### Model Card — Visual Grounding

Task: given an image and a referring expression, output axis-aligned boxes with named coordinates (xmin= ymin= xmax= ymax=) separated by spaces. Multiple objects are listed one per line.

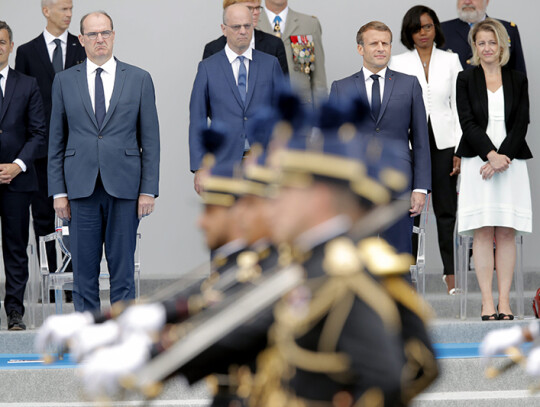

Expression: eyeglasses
xmin=224 ymin=24 xmax=253 ymax=32
xmin=416 ymin=24 xmax=434 ymax=32
xmin=84 ymin=30 xmax=113 ymax=40
xmin=246 ymin=6 xmax=263 ymax=13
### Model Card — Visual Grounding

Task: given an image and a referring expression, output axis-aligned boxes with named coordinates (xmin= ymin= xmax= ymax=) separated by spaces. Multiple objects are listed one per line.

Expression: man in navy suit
xmin=329 ymin=21 xmax=431 ymax=255
xmin=202 ymin=0 xmax=288 ymax=75
xmin=441 ymin=0 xmax=526 ymax=74
xmin=48 ymin=11 xmax=160 ymax=312
xmin=15 ymin=0 xmax=86 ymax=278
xmin=0 ymin=21 xmax=47 ymax=330
xmin=189 ymin=3 xmax=285 ymax=193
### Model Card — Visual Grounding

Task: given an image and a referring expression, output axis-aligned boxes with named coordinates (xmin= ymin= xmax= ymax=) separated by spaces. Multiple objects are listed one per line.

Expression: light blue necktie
xmin=237 ymin=56 xmax=247 ymax=104
xmin=273 ymin=16 xmax=282 ymax=37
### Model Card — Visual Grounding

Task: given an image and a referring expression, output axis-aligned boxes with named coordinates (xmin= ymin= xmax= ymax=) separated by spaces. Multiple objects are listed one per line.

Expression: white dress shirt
xmin=43 ymin=29 xmax=68 ymax=67
xmin=0 ymin=65 xmax=26 ymax=172
xmin=362 ymin=66 xmax=387 ymax=108
xmin=264 ymin=6 xmax=289 ymax=31
xmin=86 ymin=57 xmax=116 ymax=113
xmin=224 ymin=44 xmax=252 ymax=93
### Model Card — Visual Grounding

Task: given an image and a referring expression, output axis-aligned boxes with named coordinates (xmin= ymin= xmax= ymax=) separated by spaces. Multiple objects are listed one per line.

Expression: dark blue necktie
xmin=237 ymin=56 xmax=247 ymax=104
xmin=94 ymin=68 xmax=106 ymax=128
xmin=52 ymin=39 xmax=63 ymax=73
xmin=370 ymin=74 xmax=381 ymax=119
xmin=0 ymin=74 xmax=3 ymax=113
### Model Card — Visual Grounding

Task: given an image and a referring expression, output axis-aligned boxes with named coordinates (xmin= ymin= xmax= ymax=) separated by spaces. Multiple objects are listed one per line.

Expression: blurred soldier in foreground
xmin=36 ymin=96 xmax=437 ymax=406
xmin=481 ymin=321 xmax=540 ymax=377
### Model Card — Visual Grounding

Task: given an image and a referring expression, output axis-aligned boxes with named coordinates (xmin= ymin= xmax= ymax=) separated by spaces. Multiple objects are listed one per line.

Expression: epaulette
xmin=322 ymin=237 xmax=363 ymax=276
xmin=236 ymin=251 xmax=262 ymax=282
xmin=357 ymin=237 xmax=414 ymax=277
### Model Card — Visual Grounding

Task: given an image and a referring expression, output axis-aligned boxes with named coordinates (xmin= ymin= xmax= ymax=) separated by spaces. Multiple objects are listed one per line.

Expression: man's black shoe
xmin=8 ymin=311 xmax=26 ymax=331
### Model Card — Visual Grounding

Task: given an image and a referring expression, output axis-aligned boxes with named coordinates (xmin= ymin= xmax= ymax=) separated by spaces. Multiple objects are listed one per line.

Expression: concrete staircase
xmin=0 ymin=269 xmax=538 ymax=406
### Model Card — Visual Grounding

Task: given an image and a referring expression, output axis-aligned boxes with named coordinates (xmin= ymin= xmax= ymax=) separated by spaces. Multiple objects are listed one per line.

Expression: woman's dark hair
xmin=400 ymin=5 xmax=445 ymax=50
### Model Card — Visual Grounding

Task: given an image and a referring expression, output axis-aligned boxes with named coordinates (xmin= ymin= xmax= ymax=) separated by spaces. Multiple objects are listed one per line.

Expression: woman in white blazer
xmin=390 ymin=5 xmax=462 ymax=294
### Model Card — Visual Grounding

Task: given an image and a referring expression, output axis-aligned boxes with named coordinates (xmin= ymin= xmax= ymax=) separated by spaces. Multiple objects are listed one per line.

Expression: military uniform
xmin=258 ymin=8 xmax=328 ymax=108
xmin=441 ymin=18 xmax=526 ymax=74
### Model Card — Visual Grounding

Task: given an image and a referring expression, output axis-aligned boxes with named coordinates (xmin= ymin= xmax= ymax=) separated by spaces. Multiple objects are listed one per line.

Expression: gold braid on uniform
xmin=250 ymin=237 xmax=401 ymax=407
xmin=400 ymin=339 xmax=439 ymax=404
xmin=357 ymin=238 xmax=433 ymax=322
xmin=358 ymin=238 xmax=438 ymax=402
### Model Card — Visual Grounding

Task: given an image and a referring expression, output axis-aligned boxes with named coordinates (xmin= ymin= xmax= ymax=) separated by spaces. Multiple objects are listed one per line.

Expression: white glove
xmin=35 ymin=312 xmax=94 ymax=354
xmin=70 ymin=320 xmax=121 ymax=362
xmin=526 ymin=347 xmax=540 ymax=377
xmin=480 ymin=326 xmax=525 ymax=360
xmin=117 ymin=303 xmax=166 ymax=336
xmin=79 ymin=332 xmax=152 ymax=399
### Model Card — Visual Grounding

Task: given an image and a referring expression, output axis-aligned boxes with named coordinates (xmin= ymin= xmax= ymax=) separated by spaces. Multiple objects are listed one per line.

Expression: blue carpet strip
xmin=0 ymin=354 xmax=77 ymax=369
xmin=433 ymin=342 xmax=533 ymax=359
xmin=0 ymin=343 xmax=534 ymax=369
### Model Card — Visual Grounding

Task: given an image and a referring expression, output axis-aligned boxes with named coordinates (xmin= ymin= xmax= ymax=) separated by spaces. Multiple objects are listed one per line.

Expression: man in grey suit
xmin=48 ymin=11 xmax=160 ymax=311
xmin=258 ymin=0 xmax=327 ymax=108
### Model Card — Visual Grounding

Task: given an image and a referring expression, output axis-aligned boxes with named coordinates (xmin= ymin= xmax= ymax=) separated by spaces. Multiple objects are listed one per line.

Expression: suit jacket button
xmin=0 ymin=130 xmax=2 ymax=134
xmin=375 ymin=128 xmax=380 ymax=132
xmin=98 ymin=135 xmax=103 ymax=139
xmin=244 ymin=117 xmax=248 ymax=121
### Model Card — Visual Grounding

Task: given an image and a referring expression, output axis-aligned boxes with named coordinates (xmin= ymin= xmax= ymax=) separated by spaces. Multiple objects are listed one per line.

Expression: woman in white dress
xmin=390 ymin=6 xmax=462 ymax=295
xmin=456 ymin=19 xmax=532 ymax=320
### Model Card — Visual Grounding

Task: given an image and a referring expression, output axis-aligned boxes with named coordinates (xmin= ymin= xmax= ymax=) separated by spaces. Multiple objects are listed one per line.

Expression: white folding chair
xmin=410 ymin=195 xmax=430 ymax=296
xmin=39 ymin=220 xmax=141 ymax=320
xmin=455 ymin=232 xmax=524 ymax=320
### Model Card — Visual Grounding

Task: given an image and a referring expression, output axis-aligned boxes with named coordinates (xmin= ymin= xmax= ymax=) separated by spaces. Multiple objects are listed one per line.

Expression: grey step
xmin=424 ymin=290 xmax=538 ymax=319
xmin=428 ymin=317 xmax=533 ymax=343
xmin=0 ymin=317 xmax=533 ymax=354
xmin=412 ymin=391 xmax=540 ymax=407
xmin=0 ymin=368 xmax=210 ymax=404
xmin=426 ymin=357 xmax=532 ymax=393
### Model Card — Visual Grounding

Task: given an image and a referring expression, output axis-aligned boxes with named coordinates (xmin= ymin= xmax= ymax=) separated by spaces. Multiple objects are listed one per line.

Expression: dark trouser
xmin=424 ymin=120 xmax=457 ymax=275
xmin=0 ymin=189 xmax=32 ymax=316
xmin=69 ymin=179 xmax=139 ymax=312
xmin=31 ymin=157 xmax=57 ymax=271
xmin=381 ymin=209 xmax=414 ymax=256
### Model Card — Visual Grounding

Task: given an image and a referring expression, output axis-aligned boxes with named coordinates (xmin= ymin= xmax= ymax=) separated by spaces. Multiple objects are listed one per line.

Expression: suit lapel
xmin=283 ymin=9 xmax=300 ymax=39
xmin=456 ymin=20 xmax=471 ymax=44
xmin=474 ymin=67 xmax=489 ymax=123
xmin=100 ymin=60 xmax=127 ymax=130
xmin=65 ymin=33 xmax=82 ymax=68
xmin=354 ymin=70 xmax=371 ymax=117
xmin=245 ymin=53 xmax=258 ymax=108
xmin=254 ymin=30 xmax=263 ymax=49
xmin=501 ymin=67 xmax=512 ymax=124
xmin=378 ymin=69 xmax=395 ymax=123
xmin=0 ymin=69 xmax=18 ymax=122
xmin=75 ymin=61 xmax=99 ymax=129
xmin=258 ymin=10 xmax=273 ymax=33
xmin=34 ymin=35 xmax=56 ymax=80
xmin=218 ymin=51 xmax=245 ymax=109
